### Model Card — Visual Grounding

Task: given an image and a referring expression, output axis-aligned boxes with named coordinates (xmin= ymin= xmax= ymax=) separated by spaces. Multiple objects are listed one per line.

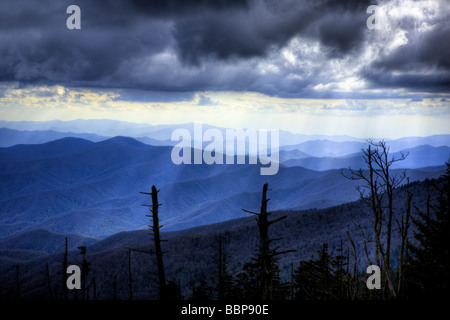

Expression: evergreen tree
xmin=191 ymin=281 xmax=213 ymax=300
xmin=294 ymin=243 xmax=332 ymax=300
xmin=333 ymin=240 xmax=350 ymax=299
xmin=403 ymin=162 xmax=450 ymax=299
xmin=235 ymin=258 xmax=287 ymax=300
xmin=235 ymin=260 xmax=260 ymax=299
xmin=166 ymin=280 xmax=184 ymax=300
xmin=294 ymin=243 xmax=353 ymax=300
xmin=212 ymin=235 xmax=234 ymax=300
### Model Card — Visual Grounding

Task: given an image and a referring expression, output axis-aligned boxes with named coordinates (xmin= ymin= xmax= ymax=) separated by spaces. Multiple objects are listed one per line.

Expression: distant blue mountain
xmin=0 ymin=127 xmax=107 ymax=147
xmin=386 ymin=135 xmax=450 ymax=151
xmin=0 ymin=136 xmax=446 ymax=239
xmin=0 ymin=136 xmax=95 ymax=162
xmin=281 ymin=140 xmax=368 ymax=157
xmin=0 ymin=127 xmax=175 ymax=148
xmin=282 ymin=145 xmax=450 ymax=170
xmin=280 ymin=136 xmax=450 ymax=158
xmin=0 ymin=120 xmax=213 ymax=143
xmin=2 ymin=120 xmax=449 ymax=153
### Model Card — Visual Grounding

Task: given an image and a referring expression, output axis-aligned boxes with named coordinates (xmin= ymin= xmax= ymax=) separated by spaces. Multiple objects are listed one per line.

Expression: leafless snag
xmin=343 ymin=139 xmax=410 ymax=298
xmin=40 ymin=263 xmax=53 ymax=300
xmin=243 ymin=183 xmax=295 ymax=300
xmin=140 ymin=185 xmax=167 ymax=300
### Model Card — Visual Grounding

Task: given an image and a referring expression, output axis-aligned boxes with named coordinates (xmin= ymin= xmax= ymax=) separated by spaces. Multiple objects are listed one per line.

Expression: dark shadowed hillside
xmin=0 ymin=175 xmax=443 ymax=300
xmin=0 ymin=229 xmax=98 ymax=254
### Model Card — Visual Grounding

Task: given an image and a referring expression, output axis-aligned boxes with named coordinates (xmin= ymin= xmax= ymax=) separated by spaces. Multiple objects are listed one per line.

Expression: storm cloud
xmin=0 ymin=0 xmax=448 ymax=98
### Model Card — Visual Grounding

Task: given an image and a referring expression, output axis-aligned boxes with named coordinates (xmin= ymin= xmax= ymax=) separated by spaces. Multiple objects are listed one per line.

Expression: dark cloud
xmin=130 ymin=0 xmax=249 ymax=16
xmin=0 ymin=0 xmax=173 ymax=86
xmin=371 ymin=24 xmax=450 ymax=72
xmin=0 ymin=0 xmax=448 ymax=98
xmin=172 ymin=0 xmax=373 ymax=65
xmin=314 ymin=12 xmax=367 ymax=56
xmin=173 ymin=2 xmax=318 ymax=65
xmin=362 ymin=70 xmax=450 ymax=93
xmin=363 ymin=14 xmax=450 ymax=92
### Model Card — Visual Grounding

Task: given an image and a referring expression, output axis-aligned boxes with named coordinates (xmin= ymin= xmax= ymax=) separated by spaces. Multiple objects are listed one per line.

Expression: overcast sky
xmin=0 ymin=0 xmax=449 ymax=138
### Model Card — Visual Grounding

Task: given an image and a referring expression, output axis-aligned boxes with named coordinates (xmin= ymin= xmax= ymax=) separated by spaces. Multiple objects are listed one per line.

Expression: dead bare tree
xmin=213 ymin=235 xmax=229 ymax=300
xmin=128 ymin=248 xmax=133 ymax=300
xmin=370 ymin=140 xmax=408 ymax=271
xmin=243 ymin=183 xmax=294 ymax=300
xmin=346 ymin=231 xmax=358 ymax=299
xmin=396 ymin=178 xmax=412 ymax=294
xmin=15 ymin=265 xmax=20 ymax=300
xmin=56 ymin=237 xmax=69 ymax=301
xmin=342 ymin=139 xmax=409 ymax=298
xmin=40 ymin=263 xmax=53 ymax=300
xmin=140 ymin=185 xmax=167 ymax=300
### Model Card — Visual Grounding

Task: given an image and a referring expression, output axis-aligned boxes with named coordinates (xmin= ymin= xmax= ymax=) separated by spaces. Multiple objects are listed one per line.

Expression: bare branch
xmin=242 ymin=208 xmax=260 ymax=215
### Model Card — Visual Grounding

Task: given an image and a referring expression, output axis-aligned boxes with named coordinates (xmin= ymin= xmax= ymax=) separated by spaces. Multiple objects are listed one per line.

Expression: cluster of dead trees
xmin=141 ymin=140 xmax=448 ymax=300
xmin=341 ymin=140 xmax=448 ymax=300
xmin=139 ymin=182 xmax=293 ymax=301
xmin=342 ymin=140 xmax=411 ymax=298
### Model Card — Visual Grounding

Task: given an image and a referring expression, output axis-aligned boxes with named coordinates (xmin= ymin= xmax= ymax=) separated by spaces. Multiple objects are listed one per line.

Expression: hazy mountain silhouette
xmin=0 ymin=128 xmax=106 ymax=147
xmin=280 ymin=135 xmax=450 ymax=158
xmin=3 ymin=120 xmax=448 ymax=150
xmin=0 ymin=127 xmax=176 ymax=149
xmin=281 ymin=145 xmax=450 ymax=170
